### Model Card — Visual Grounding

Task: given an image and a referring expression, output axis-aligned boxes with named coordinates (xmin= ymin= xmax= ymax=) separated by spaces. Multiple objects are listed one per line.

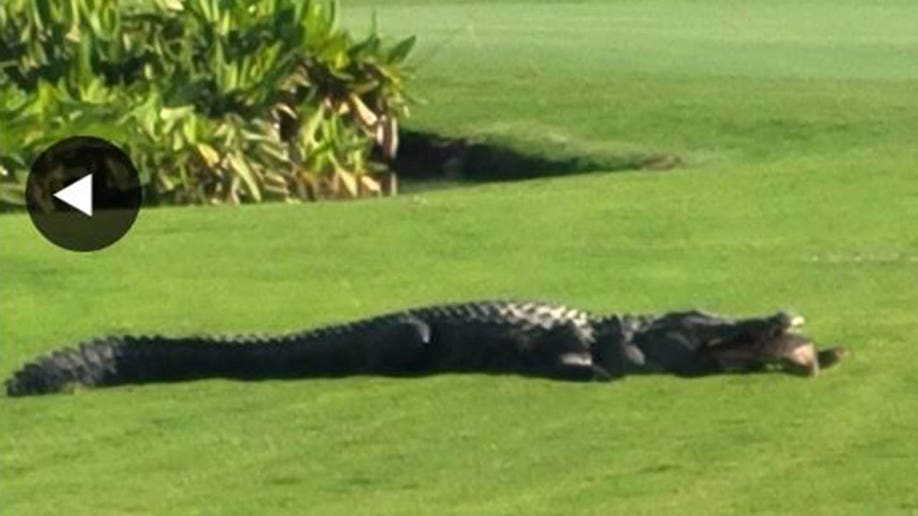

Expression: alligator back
xmin=6 ymin=300 xmax=612 ymax=396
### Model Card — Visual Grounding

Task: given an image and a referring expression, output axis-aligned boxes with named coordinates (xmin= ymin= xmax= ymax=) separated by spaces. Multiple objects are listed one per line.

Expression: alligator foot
xmin=539 ymin=353 xmax=609 ymax=382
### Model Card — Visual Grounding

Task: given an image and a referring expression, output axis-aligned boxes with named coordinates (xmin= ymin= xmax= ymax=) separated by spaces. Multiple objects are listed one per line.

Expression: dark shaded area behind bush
xmin=392 ymin=130 xmax=681 ymax=183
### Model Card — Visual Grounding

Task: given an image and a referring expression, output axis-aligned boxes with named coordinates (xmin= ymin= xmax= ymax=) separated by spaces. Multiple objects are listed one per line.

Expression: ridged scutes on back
xmin=6 ymin=300 xmax=605 ymax=396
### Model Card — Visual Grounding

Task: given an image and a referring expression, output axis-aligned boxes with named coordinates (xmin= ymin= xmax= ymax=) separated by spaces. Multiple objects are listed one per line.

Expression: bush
xmin=0 ymin=0 xmax=415 ymax=207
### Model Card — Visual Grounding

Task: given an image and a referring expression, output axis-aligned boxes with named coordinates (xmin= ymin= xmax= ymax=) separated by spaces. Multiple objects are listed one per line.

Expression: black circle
xmin=26 ymin=136 xmax=142 ymax=252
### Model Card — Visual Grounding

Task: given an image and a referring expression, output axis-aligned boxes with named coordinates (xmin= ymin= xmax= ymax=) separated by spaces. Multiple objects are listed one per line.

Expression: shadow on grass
xmin=390 ymin=129 xmax=682 ymax=183
xmin=0 ymin=129 xmax=682 ymax=210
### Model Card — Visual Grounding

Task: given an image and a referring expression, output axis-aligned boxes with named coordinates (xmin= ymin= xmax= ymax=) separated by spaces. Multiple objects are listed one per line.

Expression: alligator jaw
xmin=769 ymin=313 xmax=822 ymax=376
xmin=780 ymin=338 xmax=819 ymax=376
xmin=707 ymin=311 xmax=846 ymax=377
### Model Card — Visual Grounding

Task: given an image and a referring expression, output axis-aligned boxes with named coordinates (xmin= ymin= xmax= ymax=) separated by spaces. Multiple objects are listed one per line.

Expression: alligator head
xmin=703 ymin=312 xmax=849 ymax=376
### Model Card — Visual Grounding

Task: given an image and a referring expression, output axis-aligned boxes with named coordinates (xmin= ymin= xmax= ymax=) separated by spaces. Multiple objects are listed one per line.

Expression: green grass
xmin=4 ymin=0 xmax=918 ymax=514
xmin=347 ymin=0 xmax=918 ymax=167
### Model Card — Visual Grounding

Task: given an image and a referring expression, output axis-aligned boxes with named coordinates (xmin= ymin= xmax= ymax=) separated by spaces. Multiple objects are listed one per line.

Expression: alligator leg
xmin=363 ymin=317 xmax=433 ymax=374
xmin=528 ymin=324 xmax=615 ymax=382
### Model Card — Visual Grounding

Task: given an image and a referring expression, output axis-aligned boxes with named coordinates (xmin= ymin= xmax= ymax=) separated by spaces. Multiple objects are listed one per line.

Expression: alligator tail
xmin=6 ymin=320 xmax=432 ymax=397
xmin=5 ymin=334 xmax=314 ymax=397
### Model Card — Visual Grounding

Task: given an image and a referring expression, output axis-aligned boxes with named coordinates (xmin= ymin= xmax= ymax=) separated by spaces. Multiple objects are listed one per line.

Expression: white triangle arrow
xmin=53 ymin=173 xmax=94 ymax=217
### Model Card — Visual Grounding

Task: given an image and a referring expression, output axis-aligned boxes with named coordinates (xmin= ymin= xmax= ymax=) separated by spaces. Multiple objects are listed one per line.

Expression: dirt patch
xmin=389 ymin=129 xmax=681 ymax=182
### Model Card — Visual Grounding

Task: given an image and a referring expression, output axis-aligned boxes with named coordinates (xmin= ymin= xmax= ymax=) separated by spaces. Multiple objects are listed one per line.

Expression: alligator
xmin=5 ymin=300 xmax=848 ymax=397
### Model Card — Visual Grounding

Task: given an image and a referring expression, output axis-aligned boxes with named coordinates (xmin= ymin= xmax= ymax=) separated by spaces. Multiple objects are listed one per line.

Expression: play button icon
xmin=53 ymin=173 xmax=94 ymax=216
xmin=26 ymin=136 xmax=142 ymax=252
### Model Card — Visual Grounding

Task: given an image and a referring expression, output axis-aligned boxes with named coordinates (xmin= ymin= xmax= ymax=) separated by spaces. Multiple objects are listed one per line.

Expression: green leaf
xmin=226 ymin=152 xmax=262 ymax=202
xmin=195 ymin=142 xmax=220 ymax=167
xmin=388 ymin=35 xmax=416 ymax=64
xmin=0 ymin=182 xmax=26 ymax=206
xmin=0 ymin=0 xmax=413 ymax=205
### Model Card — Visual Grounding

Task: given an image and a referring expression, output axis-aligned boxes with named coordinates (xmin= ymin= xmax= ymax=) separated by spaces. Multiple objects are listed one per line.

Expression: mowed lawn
xmin=3 ymin=1 xmax=918 ymax=514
